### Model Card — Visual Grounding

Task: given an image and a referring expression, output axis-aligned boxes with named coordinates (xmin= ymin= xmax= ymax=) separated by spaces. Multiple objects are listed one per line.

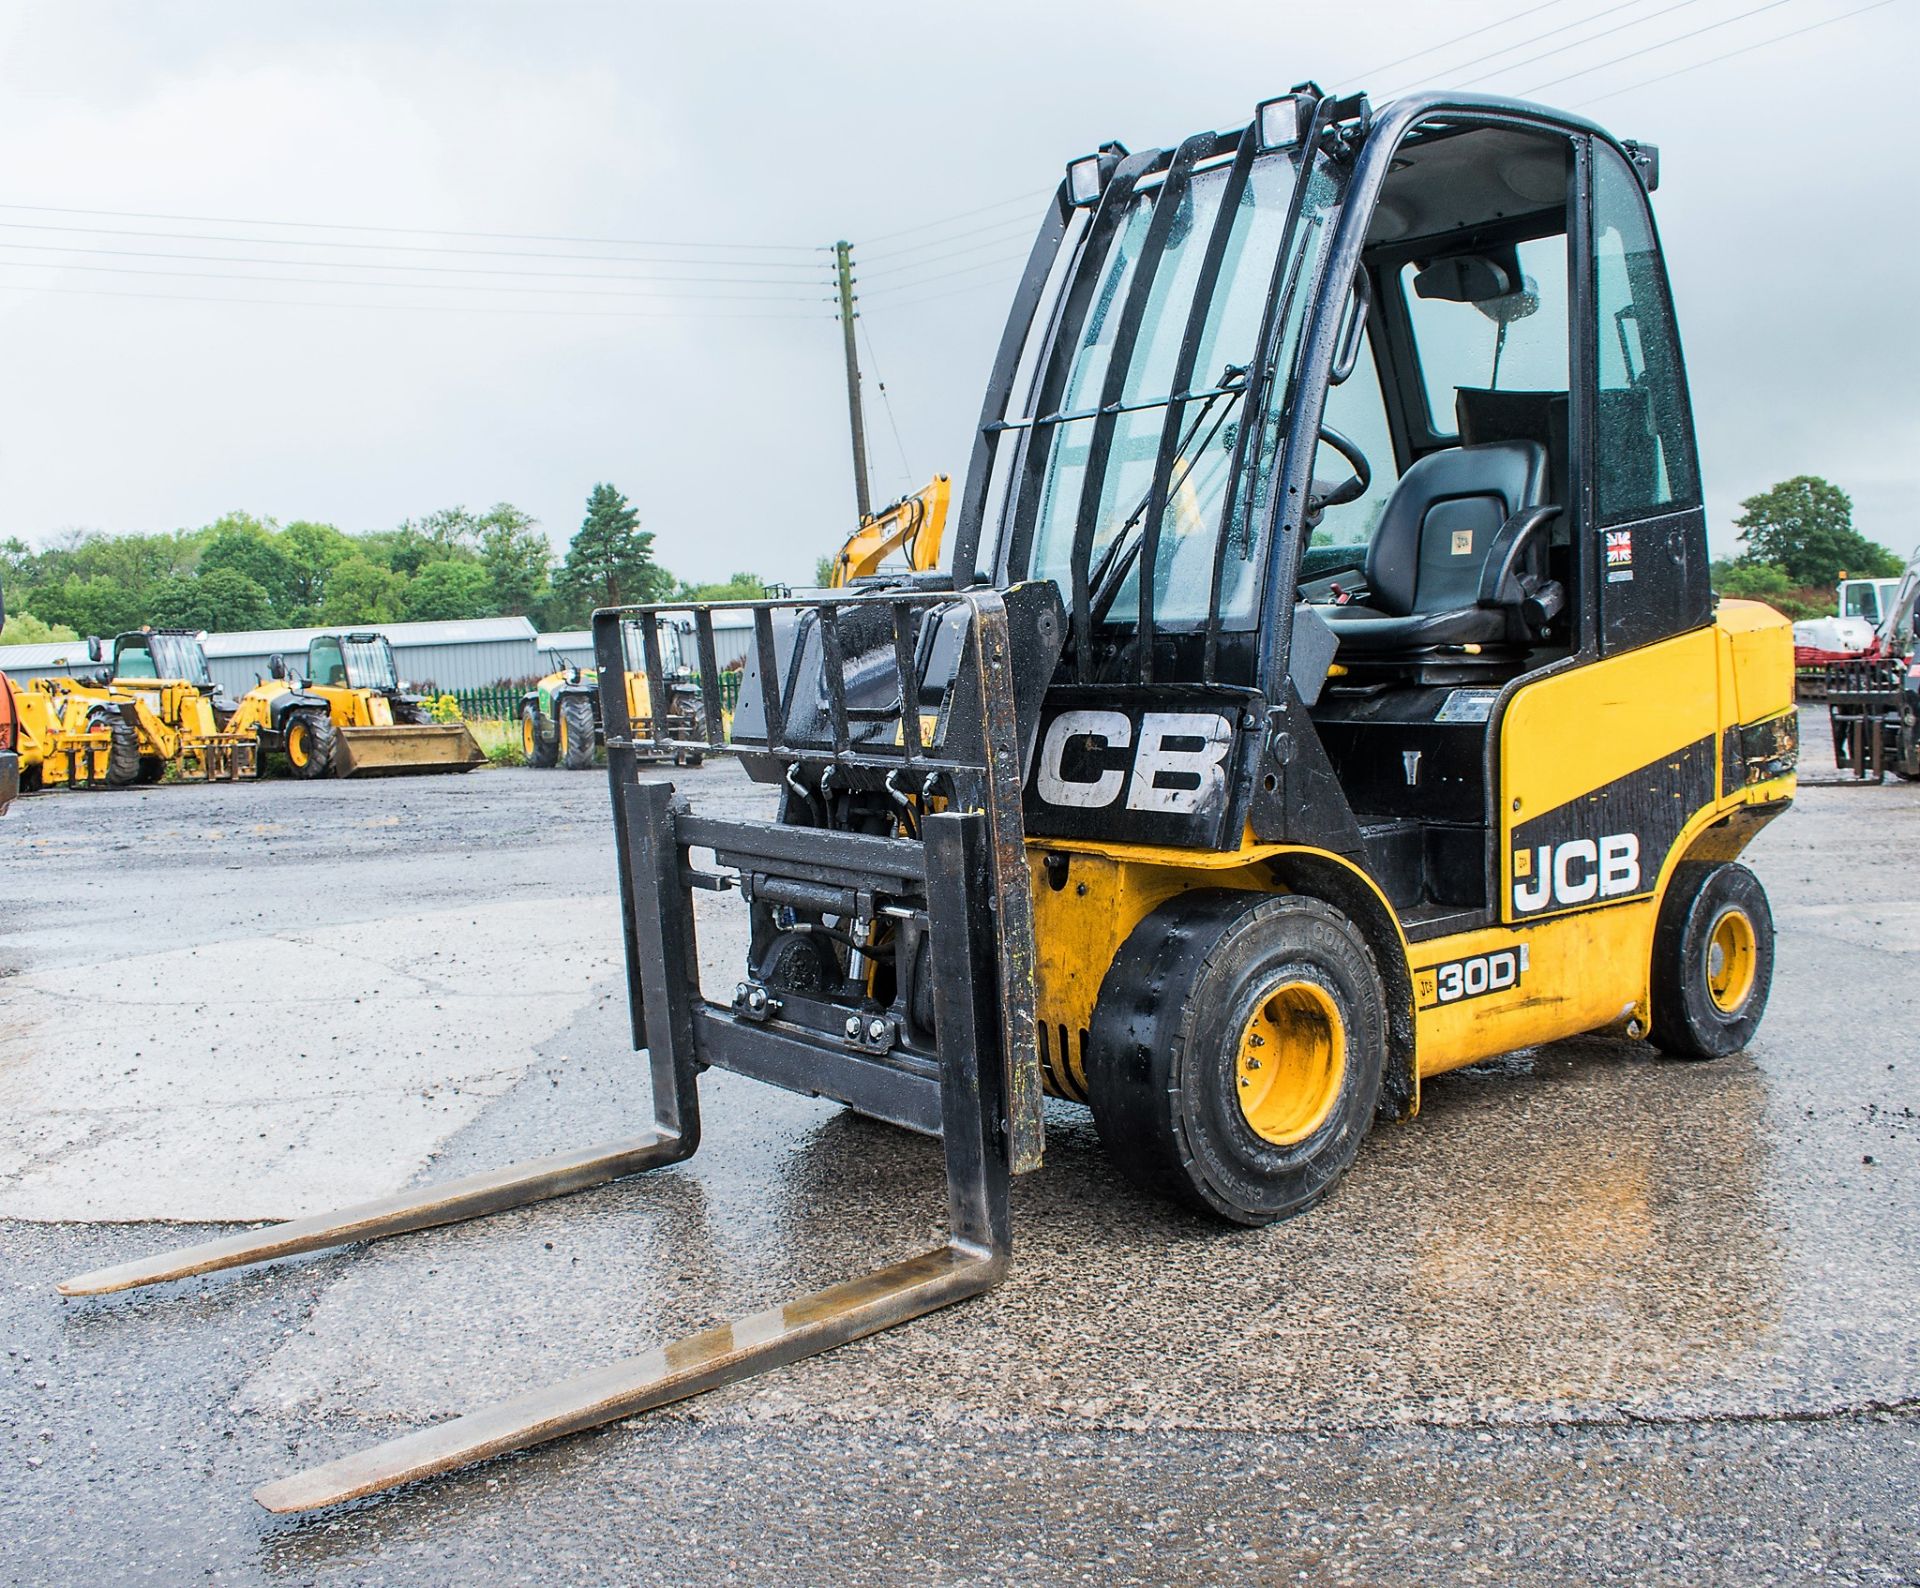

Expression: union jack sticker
xmin=1605 ymin=529 xmax=1633 ymax=567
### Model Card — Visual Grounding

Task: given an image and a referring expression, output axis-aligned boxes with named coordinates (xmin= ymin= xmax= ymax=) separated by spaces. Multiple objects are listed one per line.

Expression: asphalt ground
xmin=1 ymin=710 xmax=1916 ymax=1586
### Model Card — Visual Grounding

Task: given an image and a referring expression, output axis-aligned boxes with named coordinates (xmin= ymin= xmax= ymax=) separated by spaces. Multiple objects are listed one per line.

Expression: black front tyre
xmin=522 ymin=703 xmax=557 ymax=768
xmin=136 ymin=754 xmax=166 ymax=785
xmin=558 ymin=695 xmax=596 ymax=770
xmin=1087 ymin=891 xmax=1386 ymax=1226
xmin=285 ymin=711 xmax=338 ymax=779
xmin=1648 ymin=861 xmax=1775 ymax=1059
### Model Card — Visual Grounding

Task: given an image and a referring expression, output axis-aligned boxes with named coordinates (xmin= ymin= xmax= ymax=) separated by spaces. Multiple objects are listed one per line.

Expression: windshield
xmin=1015 ymin=145 xmax=1343 ymax=639
xmin=343 ymin=637 xmax=398 ymax=690
xmin=115 ymin=633 xmax=211 ymax=686
xmin=310 ymin=636 xmax=397 ymax=690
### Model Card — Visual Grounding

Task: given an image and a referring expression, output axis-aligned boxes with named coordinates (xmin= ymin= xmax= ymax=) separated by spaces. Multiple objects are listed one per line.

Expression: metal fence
xmin=450 ymin=675 xmax=741 ymax=723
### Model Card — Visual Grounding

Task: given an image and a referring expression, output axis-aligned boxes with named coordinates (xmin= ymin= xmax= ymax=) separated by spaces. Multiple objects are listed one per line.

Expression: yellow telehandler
xmin=10 ymin=628 xmax=255 ymax=790
xmin=72 ymin=83 xmax=1796 ymax=1513
xmin=230 ymin=631 xmax=482 ymax=777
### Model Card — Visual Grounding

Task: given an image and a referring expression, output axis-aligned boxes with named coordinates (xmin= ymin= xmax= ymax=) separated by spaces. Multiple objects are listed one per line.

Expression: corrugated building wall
xmin=538 ymin=612 xmax=756 ymax=676
xmin=0 ymin=619 xmax=541 ymax=694
xmin=203 ymin=618 xmax=540 ymax=695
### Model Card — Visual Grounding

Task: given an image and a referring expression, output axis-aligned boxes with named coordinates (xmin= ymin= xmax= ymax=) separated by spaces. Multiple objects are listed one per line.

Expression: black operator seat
xmin=1319 ymin=439 xmax=1559 ymax=654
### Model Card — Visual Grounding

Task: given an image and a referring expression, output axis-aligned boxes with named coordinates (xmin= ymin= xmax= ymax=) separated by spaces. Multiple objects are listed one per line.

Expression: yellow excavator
xmin=828 ymin=474 xmax=950 ymax=587
xmin=229 ymin=631 xmax=481 ymax=778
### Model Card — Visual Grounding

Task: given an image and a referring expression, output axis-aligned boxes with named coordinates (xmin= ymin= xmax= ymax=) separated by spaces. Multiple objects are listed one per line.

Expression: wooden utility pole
xmin=833 ymin=240 xmax=872 ymax=523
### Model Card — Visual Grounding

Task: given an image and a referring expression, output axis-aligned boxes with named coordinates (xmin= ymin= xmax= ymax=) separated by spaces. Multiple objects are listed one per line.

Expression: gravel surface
xmin=2 ymin=719 xmax=1916 ymax=1585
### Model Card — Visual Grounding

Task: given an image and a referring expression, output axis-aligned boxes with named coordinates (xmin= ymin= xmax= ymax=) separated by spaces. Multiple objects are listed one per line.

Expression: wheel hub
xmin=1705 ymin=906 xmax=1757 ymax=1014
xmin=1235 ymin=979 xmax=1346 ymax=1146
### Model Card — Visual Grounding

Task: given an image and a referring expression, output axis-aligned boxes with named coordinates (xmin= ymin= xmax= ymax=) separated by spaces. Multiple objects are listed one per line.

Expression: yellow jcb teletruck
xmin=75 ymin=83 xmax=1795 ymax=1512
xmin=230 ymin=631 xmax=481 ymax=777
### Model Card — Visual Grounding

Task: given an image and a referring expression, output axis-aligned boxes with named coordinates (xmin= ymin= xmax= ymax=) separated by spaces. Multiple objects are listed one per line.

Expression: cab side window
xmin=1399 ymin=234 xmax=1570 ymax=436
xmin=1591 ymin=144 xmax=1699 ymax=524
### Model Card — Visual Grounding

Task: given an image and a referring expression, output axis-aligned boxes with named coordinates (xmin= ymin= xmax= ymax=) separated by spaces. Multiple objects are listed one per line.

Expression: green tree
xmin=320 ymin=557 xmax=409 ymax=625
xmin=359 ymin=525 xmax=472 ymax=578
xmin=25 ymin=573 xmax=144 ymax=638
xmin=148 ymin=568 xmax=276 ymax=632
xmin=678 ymin=571 xmax=769 ymax=602
xmin=549 ymin=483 xmax=672 ymax=625
xmin=197 ymin=514 xmax=298 ymax=617
xmin=279 ymin=520 xmax=356 ymax=620
xmin=813 ymin=554 xmax=836 ymax=588
xmin=1734 ymin=476 xmax=1901 ymax=588
xmin=476 ymin=504 xmax=551 ymax=615
xmin=0 ymin=611 xmax=79 ymax=644
xmin=402 ymin=559 xmax=495 ymax=621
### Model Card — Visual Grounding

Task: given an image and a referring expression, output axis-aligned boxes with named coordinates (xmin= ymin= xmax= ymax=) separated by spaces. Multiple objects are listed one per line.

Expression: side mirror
xmin=269 ymin=654 xmax=287 ymax=681
xmin=87 ymin=636 xmax=104 ymax=663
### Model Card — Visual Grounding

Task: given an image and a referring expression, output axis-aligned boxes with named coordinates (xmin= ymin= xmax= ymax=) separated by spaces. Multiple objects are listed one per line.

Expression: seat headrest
xmin=1454 ymin=388 xmax=1568 ymax=453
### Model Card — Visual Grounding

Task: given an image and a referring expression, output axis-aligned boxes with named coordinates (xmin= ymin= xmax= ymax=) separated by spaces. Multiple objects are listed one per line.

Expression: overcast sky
xmin=0 ymin=0 xmax=1913 ymax=584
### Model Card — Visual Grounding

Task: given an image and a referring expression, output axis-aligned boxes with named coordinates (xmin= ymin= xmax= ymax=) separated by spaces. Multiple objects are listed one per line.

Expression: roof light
xmin=1067 ymin=155 xmax=1104 ymax=206
xmin=1065 ymin=142 xmax=1128 ymax=208
xmin=1257 ymin=94 xmax=1306 ymax=151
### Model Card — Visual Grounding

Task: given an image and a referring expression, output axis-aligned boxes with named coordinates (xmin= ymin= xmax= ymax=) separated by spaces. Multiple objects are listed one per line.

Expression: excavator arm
xmin=828 ymin=474 xmax=950 ymax=588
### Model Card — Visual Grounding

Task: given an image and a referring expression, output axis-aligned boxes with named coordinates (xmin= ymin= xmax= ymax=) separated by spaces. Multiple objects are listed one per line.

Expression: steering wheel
xmin=1310 ymin=425 xmax=1371 ymax=509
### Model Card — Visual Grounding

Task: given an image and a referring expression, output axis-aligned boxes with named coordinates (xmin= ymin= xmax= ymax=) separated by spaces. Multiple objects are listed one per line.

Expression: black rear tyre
xmin=285 ymin=711 xmax=337 ymax=779
xmin=522 ymin=703 xmax=557 ymax=768
xmin=558 ymin=695 xmax=596 ymax=770
xmin=137 ymin=754 xmax=166 ymax=785
xmin=1087 ymin=891 xmax=1385 ymax=1226
xmin=1648 ymin=862 xmax=1774 ymax=1059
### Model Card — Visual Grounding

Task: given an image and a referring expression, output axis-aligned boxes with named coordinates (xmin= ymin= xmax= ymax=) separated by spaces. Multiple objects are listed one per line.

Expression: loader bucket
xmin=333 ymin=723 xmax=484 ymax=777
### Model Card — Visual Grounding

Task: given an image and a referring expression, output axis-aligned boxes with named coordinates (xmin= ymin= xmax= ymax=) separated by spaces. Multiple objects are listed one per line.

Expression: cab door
xmin=1583 ymin=139 xmax=1710 ymax=653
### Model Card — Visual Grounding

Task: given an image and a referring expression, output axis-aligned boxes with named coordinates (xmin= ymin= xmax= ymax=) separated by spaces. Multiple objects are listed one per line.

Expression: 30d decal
xmin=1416 ymin=944 xmax=1530 ymax=1010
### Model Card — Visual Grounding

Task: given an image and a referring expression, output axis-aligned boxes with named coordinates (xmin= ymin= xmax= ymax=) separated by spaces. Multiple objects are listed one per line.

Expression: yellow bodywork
xmin=1028 ymin=601 xmax=1795 ymax=1107
xmin=229 ymin=678 xmax=482 ymax=776
xmin=12 ymin=680 xmax=118 ymax=787
xmin=829 ymin=475 xmax=949 ymax=588
xmin=13 ymin=671 xmax=254 ymax=786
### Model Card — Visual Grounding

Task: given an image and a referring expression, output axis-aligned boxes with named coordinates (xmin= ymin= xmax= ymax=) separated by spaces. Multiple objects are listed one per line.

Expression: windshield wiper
xmin=1082 ymin=370 xmax=1247 ymax=624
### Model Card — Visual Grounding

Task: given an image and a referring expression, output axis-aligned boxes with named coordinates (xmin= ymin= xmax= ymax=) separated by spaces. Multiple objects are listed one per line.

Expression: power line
xmin=0 ymin=278 xmax=834 ymax=320
xmin=858 ymin=187 xmax=1052 ymax=247
xmin=0 ymin=216 xmax=826 ymax=272
xmin=1574 ymin=0 xmax=1899 ymax=104
xmin=860 ymin=223 xmax=1043 ymax=281
xmin=0 ymin=255 xmax=832 ymax=304
xmin=1385 ymin=0 xmax=1704 ymax=97
xmin=860 ymin=247 xmax=1032 ymax=299
xmin=1516 ymin=0 xmax=1796 ymax=94
xmin=1345 ymin=0 xmax=1584 ymax=85
xmin=866 ymin=270 xmax=1026 ymax=314
xmin=0 ymin=199 xmax=819 ymax=254
xmin=0 ymin=237 xmax=835 ymax=292
xmin=860 ymin=211 xmax=1038 ymax=267
xmin=857 ymin=318 xmax=916 ymax=491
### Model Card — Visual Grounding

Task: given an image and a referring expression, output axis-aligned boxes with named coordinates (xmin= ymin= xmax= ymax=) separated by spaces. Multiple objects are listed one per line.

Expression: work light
xmin=1257 ymin=93 xmax=1305 ymax=150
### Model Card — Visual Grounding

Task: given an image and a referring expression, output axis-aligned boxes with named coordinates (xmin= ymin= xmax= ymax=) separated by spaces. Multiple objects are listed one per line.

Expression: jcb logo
xmin=1512 ymin=833 xmax=1641 ymax=915
xmin=1035 ymin=709 xmax=1233 ymax=816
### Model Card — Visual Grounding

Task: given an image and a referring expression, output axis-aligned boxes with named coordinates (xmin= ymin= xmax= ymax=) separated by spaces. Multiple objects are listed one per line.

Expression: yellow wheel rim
xmin=1705 ymin=907 xmax=1757 ymax=1014
xmin=288 ymin=724 xmax=307 ymax=766
xmin=522 ymin=716 xmax=534 ymax=756
xmin=1235 ymin=979 xmax=1346 ymax=1146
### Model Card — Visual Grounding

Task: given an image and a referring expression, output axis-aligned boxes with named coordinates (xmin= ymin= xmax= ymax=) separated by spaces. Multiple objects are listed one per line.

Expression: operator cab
xmin=974 ymin=86 xmax=1706 ymax=931
xmin=112 ymin=629 xmax=215 ymax=688
xmin=309 ymin=633 xmax=399 ymax=692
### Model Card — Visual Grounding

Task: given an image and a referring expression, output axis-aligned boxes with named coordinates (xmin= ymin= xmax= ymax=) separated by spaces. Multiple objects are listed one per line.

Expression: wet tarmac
xmin=1 ymin=719 xmax=1916 ymax=1585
